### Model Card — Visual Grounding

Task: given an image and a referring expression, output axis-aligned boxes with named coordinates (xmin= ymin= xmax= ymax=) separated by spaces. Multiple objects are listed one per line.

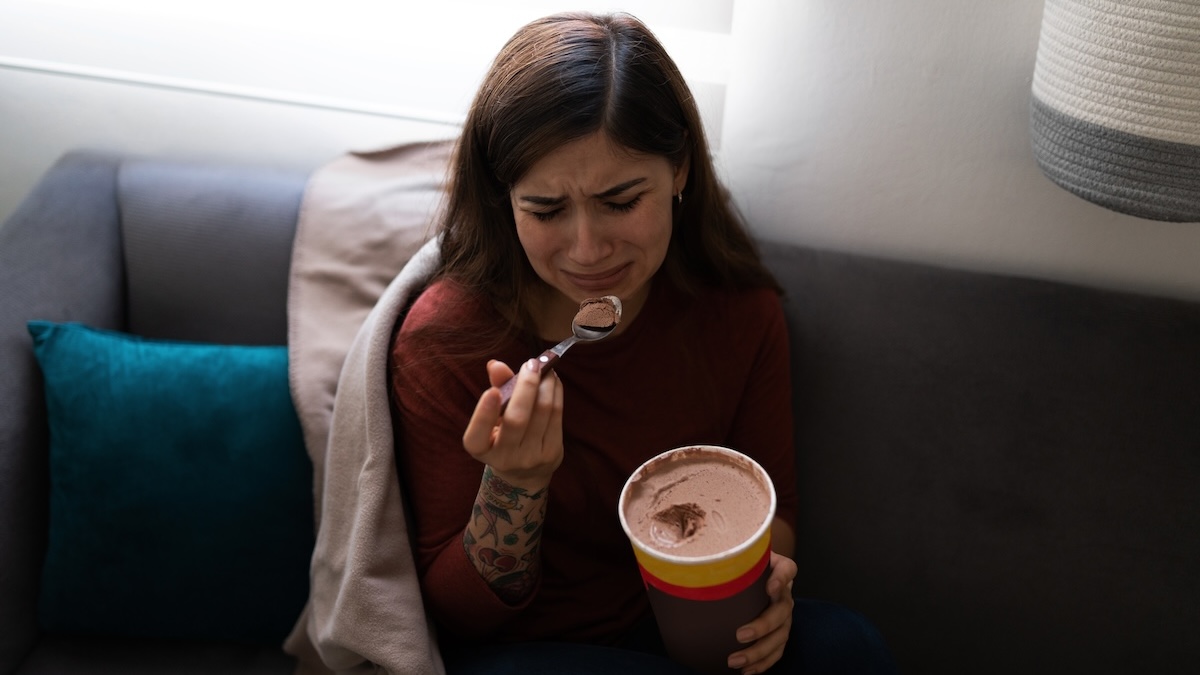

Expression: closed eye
xmin=529 ymin=209 xmax=562 ymax=222
xmin=606 ymin=195 xmax=642 ymax=214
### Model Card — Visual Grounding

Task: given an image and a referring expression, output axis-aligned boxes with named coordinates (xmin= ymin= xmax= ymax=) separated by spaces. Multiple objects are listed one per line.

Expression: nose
xmin=567 ymin=210 xmax=613 ymax=266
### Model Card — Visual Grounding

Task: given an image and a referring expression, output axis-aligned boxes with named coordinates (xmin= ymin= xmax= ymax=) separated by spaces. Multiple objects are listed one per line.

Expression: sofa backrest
xmin=759 ymin=240 xmax=1200 ymax=672
xmin=117 ymin=159 xmax=306 ymax=345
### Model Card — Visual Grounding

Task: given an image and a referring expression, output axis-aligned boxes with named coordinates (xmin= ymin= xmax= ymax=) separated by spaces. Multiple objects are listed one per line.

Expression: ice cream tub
xmin=618 ymin=445 xmax=777 ymax=674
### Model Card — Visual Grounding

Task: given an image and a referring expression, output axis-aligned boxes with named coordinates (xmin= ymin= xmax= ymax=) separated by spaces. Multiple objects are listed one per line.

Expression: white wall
xmin=4 ymin=0 xmax=1200 ymax=301
xmin=0 ymin=0 xmax=731 ymax=226
xmin=722 ymin=0 xmax=1200 ymax=301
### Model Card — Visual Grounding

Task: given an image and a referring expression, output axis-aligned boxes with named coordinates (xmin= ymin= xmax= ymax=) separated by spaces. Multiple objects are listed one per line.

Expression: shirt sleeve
xmin=390 ymin=281 xmax=535 ymax=639
xmin=724 ymin=289 xmax=800 ymax=537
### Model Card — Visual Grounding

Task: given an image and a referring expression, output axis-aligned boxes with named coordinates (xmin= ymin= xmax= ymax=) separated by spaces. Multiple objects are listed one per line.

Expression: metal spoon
xmin=497 ymin=295 xmax=622 ymax=409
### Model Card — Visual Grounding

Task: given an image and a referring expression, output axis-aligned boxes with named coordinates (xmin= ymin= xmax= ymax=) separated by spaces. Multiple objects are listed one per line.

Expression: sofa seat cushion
xmin=27 ymin=322 xmax=313 ymax=643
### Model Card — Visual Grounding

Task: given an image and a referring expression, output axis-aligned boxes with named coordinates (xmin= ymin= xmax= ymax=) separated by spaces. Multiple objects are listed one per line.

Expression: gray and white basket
xmin=1030 ymin=0 xmax=1200 ymax=222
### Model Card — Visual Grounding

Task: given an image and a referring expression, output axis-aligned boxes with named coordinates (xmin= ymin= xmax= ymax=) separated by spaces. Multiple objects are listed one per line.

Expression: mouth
xmin=564 ymin=263 xmax=632 ymax=292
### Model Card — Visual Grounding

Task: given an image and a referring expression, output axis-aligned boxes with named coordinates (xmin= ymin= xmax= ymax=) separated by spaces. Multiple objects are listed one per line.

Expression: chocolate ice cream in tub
xmin=619 ymin=445 xmax=777 ymax=674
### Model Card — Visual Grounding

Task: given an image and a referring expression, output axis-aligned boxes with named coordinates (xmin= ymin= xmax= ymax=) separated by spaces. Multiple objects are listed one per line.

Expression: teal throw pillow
xmin=28 ymin=321 xmax=314 ymax=642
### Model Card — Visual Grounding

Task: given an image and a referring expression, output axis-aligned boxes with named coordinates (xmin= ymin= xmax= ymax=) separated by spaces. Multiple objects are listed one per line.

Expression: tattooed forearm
xmin=464 ymin=465 xmax=547 ymax=603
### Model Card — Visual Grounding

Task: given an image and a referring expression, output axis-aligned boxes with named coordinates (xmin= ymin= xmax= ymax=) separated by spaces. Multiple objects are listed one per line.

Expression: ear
xmin=673 ymin=152 xmax=691 ymax=197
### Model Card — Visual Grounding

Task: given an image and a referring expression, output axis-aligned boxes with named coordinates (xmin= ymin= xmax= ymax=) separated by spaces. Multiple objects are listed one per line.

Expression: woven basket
xmin=1030 ymin=0 xmax=1200 ymax=222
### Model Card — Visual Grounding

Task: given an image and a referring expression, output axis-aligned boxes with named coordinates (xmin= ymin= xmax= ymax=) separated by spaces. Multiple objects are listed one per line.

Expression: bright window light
xmin=1 ymin=0 xmax=732 ymax=141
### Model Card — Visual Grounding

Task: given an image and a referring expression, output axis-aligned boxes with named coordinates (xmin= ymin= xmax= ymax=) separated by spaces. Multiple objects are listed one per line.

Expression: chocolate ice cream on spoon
xmin=498 ymin=295 xmax=621 ymax=408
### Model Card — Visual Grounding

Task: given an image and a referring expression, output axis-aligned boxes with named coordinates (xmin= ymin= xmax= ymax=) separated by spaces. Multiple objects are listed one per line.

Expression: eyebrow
xmin=517 ymin=177 xmax=647 ymax=206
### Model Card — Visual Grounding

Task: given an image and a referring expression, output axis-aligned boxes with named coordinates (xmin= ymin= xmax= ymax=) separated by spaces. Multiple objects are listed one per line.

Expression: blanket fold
xmin=282 ymin=140 xmax=455 ymax=675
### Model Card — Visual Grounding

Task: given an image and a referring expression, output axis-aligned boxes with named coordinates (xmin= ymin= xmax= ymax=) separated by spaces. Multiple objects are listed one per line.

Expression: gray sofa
xmin=2 ymin=151 xmax=1198 ymax=674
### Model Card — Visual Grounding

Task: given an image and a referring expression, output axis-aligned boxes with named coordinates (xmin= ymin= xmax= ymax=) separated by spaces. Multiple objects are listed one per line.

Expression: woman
xmin=391 ymin=12 xmax=894 ymax=675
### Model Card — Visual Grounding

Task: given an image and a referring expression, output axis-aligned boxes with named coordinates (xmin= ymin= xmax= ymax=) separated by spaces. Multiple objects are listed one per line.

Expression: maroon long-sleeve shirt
xmin=390 ymin=275 xmax=797 ymax=647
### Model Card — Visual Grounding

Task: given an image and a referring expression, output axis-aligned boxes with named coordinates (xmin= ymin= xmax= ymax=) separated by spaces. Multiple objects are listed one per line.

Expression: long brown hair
xmin=436 ymin=11 xmax=779 ymax=343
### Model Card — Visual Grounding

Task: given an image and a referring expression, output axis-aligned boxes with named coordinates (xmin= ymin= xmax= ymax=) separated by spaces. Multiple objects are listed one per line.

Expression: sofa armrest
xmin=0 ymin=152 xmax=128 ymax=672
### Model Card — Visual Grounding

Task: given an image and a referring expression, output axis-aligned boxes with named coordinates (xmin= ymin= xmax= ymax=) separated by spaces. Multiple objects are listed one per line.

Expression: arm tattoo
xmin=464 ymin=465 xmax=547 ymax=604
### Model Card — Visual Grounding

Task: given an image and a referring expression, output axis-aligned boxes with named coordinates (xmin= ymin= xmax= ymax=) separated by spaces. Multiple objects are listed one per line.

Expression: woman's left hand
xmin=726 ymin=551 xmax=796 ymax=674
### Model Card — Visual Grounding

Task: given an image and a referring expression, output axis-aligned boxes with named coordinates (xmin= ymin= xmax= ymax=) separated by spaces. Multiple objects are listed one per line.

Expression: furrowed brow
xmin=517 ymin=177 xmax=647 ymax=205
xmin=518 ymin=195 xmax=567 ymax=206
xmin=593 ymin=178 xmax=646 ymax=199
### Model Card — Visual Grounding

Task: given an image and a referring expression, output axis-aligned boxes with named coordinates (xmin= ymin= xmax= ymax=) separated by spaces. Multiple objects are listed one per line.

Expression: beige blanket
xmin=283 ymin=140 xmax=455 ymax=674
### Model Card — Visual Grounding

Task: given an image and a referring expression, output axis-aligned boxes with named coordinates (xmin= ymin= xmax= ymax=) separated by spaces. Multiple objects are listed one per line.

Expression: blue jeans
xmin=443 ymin=598 xmax=898 ymax=674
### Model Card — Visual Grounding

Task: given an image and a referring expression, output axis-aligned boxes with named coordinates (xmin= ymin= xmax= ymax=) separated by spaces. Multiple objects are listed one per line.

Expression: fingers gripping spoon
xmin=497 ymin=295 xmax=622 ymax=409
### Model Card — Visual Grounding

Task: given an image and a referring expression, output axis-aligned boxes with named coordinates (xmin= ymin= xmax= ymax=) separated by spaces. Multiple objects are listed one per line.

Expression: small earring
xmin=676 ymin=192 xmax=683 ymax=205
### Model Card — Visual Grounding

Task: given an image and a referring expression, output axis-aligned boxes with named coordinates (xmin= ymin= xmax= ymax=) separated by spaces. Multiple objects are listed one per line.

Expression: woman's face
xmin=510 ymin=132 xmax=687 ymax=335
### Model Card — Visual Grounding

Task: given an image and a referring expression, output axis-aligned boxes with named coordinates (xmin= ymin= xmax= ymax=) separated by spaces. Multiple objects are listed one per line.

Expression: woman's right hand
xmin=463 ymin=358 xmax=564 ymax=487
